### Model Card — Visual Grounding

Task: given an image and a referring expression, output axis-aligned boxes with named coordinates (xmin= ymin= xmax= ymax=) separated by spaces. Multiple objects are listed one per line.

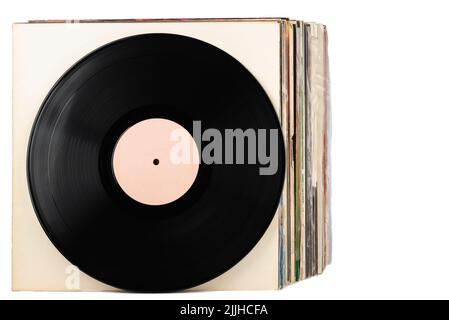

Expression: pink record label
xmin=112 ymin=118 xmax=199 ymax=205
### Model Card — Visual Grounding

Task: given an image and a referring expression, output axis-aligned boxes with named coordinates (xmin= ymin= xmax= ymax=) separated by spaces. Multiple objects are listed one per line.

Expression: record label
xmin=112 ymin=118 xmax=199 ymax=206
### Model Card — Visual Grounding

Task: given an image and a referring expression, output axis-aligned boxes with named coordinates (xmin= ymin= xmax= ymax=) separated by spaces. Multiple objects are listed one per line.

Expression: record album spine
xmin=304 ymin=23 xmax=314 ymax=278
xmin=296 ymin=21 xmax=307 ymax=281
xmin=287 ymin=21 xmax=298 ymax=284
xmin=278 ymin=19 xmax=289 ymax=288
xmin=304 ymin=22 xmax=331 ymax=277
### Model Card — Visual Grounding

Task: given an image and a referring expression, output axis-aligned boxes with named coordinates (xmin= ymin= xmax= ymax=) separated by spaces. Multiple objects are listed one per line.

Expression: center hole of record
xmin=112 ymin=118 xmax=200 ymax=206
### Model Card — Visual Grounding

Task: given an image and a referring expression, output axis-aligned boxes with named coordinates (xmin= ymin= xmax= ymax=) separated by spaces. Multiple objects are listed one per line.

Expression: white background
xmin=1 ymin=0 xmax=449 ymax=300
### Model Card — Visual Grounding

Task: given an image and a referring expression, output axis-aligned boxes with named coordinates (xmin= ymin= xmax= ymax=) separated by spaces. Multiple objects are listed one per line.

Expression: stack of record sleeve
xmin=278 ymin=20 xmax=331 ymax=286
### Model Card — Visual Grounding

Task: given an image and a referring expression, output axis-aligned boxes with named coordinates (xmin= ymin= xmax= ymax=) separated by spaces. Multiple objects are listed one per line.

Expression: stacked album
xmin=12 ymin=18 xmax=331 ymax=291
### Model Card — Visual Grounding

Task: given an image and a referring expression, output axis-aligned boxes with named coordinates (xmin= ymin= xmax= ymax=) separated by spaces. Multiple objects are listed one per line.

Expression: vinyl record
xmin=27 ymin=33 xmax=285 ymax=291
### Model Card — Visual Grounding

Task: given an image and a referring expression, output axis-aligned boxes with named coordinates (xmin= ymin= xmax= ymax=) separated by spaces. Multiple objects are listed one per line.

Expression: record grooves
xmin=27 ymin=33 xmax=285 ymax=291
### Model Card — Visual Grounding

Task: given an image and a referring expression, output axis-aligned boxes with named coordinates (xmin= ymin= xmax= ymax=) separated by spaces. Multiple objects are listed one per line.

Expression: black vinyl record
xmin=27 ymin=33 xmax=285 ymax=292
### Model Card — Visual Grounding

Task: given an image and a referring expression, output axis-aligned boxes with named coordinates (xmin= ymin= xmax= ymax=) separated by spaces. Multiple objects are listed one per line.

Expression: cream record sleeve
xmin=13 ymin=19 xmax=282 ymax=291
